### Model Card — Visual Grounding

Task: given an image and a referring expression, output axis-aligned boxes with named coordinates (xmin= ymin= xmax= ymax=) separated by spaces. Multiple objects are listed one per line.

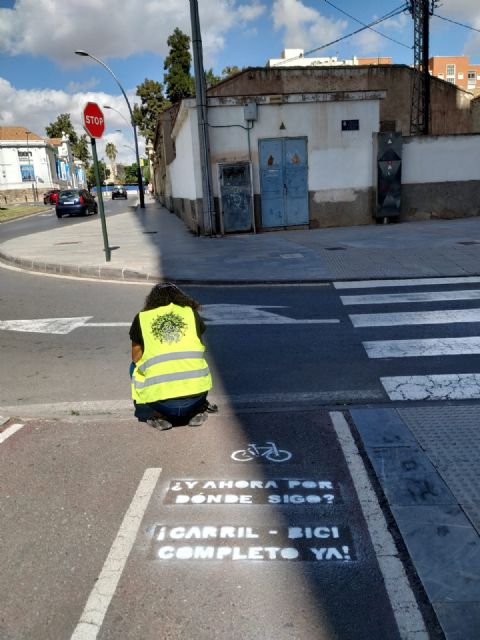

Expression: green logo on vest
xmin=151 ymin=312 xmax=188 ymax=344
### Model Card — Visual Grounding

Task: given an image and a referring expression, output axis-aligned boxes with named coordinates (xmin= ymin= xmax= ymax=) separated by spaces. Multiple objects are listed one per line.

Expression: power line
xmin=273 ymin=5 xmax=409 ymax=66
xmin=324 ymin=0 xmax=411 ymax=49
xmin=434 ymin=13 xmax=480 ymax=34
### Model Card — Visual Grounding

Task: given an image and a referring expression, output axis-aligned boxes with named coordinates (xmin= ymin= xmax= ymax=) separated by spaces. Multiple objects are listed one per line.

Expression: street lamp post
xmin=25 ymin=130 xmax=37 ymax=202
xmin=74 ymin=50 xmax=145 ymax=208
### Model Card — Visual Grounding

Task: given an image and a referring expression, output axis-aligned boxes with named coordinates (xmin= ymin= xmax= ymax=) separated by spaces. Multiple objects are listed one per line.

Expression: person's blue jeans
xmin=130 ymin=362 xmax=207 ymax=423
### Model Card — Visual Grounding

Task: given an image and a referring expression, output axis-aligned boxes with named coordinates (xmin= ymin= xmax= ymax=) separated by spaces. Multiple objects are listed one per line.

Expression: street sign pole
xmin=90 ymin=138 xmax=111 ymax=262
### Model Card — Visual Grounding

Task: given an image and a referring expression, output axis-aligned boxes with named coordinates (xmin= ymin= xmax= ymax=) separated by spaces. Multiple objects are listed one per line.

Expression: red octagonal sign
xmin=83 ymin=102 xmax=105 ymax=139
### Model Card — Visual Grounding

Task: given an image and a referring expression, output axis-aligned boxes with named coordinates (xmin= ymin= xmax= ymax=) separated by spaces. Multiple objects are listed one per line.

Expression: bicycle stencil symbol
xmin=231 ymin=442 xmax=292 ymax=463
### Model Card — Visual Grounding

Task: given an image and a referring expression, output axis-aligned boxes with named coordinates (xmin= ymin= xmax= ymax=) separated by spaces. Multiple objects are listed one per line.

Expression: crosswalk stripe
xmin=350 ymin=308 xmax=480 ymax=327
xmin=381 ymin=374 xmax=480 ymax=401
xmin=334 ymin=277 xmax=480 ymax=290
xmin=341 ymin=289 xmax=480 ymax=305
xmin=363 ymin=336 xmax=480 ymax=358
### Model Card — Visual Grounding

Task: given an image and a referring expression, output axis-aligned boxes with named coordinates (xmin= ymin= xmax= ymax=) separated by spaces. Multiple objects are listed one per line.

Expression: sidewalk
xmin=1 ymin=198 xmax=480 ymax=638
xmin=1 ymin=196 xmax=480 ymax=282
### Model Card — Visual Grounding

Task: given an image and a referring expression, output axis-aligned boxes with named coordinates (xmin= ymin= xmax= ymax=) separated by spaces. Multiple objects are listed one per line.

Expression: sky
xmin=1 ymin=0 xmax=479 ymax=164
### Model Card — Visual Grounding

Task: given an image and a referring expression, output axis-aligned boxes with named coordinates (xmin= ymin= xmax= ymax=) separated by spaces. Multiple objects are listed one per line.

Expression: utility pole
xmin=189 ymin=0 xmax=216 ymax=236
xmin=408 ymin=0 xmax=439 ymax=135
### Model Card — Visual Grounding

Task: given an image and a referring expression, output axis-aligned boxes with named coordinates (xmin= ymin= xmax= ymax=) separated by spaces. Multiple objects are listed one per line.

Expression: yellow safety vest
xmin=131 ymin=303 xmax=212 ymax=403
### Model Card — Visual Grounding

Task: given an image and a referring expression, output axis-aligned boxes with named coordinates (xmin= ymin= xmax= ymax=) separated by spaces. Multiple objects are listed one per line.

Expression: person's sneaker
xmin=188 ymin=412 xmax=208 ymax=427
xmin=205 ymin=401 xmax=218 ymax=413
xmin=146 ymin=417 xmax=173 ymax=431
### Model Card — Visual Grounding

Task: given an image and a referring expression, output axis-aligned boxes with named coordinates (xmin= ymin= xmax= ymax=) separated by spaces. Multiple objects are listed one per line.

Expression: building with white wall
xmin=0 ymin=126 xmax=86 ymax=203
xmin=153 ymin=66 xmax=480 ymax=234
xmin=267 ymin=49 xmax=392 ymax=68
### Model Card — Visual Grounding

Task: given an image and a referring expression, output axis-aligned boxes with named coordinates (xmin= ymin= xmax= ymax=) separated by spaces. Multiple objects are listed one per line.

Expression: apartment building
xmin=267 ymin=49 xmax=392 ymax=67
xmin=429 ymin=55 xmax=480 ymax=94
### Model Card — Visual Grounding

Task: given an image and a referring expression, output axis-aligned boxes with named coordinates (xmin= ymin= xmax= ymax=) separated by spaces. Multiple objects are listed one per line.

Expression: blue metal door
xmin=259 ymin=137 xmax=308 ymax=227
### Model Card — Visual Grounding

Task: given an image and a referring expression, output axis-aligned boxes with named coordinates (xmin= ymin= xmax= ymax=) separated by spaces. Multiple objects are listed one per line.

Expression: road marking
xmin=381 ymin=373 xmax=480 ymax=401
xmin=0 ymin=306 xmax=339 ymax=334
xmin=363 ymin=336 xmax=480 ymax=358
xmin=0 ymin=317 xmax=93 ymax=334
xmin=71 ymin=467 xmax=162 ymax=640
xmin=201 ymin=304 xmax=339 ymax=325
xmin=350 ymin=308 xmax=480 ymax=327
xmin=0 ymin=423 xmax=24 ymax=443
xmin=341 ymin=289 xmax=480 ymax=305
xmin=330 ymin=411 xmax=428 ymax=639
xmin=335 ymin=276 xmax=480 ymax=289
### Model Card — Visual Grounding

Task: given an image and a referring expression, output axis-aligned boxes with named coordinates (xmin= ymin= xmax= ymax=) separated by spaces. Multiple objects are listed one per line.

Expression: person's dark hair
xmin=142 ymin=282 xmax=200 ymax=311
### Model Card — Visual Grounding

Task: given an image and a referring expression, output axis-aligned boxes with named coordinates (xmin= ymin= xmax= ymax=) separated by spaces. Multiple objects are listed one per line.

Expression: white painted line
xmin=350 ymin=308 xmax=480 ymax=327
xmin=364 ymin=336 xmax=480 ymax=359
xmin=335 ymin=276 xmax=480 ymax=289
xmin=341 ymin=289 xmax=480 ymax=305
xmin=71 ymin=467 xmax=162 ymax=640
xmin=330 ymin=411 xmax=428 ymax=640
xmin=381 ymin=373 xmax=480 ymax=401
xmin=0 ymin=423 xmax=24 ymax=443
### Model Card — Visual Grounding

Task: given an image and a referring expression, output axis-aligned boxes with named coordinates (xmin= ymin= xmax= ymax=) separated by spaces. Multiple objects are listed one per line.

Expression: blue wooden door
xmin=259 ymin=137 xmax=308 ymax=227
xmin=284 ymin=138 xmax=309 ymax=225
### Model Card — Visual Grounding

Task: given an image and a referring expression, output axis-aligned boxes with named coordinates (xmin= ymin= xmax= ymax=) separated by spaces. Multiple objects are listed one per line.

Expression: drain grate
xmin=324 ymin=246 xmax=346 ymax=251
xmin=54 ymin=241 xmax=81 ymax=245
xmin=143 ymin=231 xmax=158 ymax=235
xmin=458 ymin=241 xmax=480 ymax=246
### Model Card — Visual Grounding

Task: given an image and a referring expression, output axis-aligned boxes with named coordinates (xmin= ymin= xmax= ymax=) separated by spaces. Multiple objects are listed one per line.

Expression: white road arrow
xmin=0 ymin=305 xmax=339 ymax=335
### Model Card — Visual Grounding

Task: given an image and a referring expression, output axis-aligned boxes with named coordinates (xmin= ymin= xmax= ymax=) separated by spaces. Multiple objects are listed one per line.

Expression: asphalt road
xmin=2 ymin=267 xmax=480 ymax=410
xmin=0 ymin=197 xmax=131 ymax=242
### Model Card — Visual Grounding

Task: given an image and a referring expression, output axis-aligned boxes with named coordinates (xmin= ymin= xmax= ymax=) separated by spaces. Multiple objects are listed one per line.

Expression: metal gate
xmin=259 ymin=137 xmax=308 ymax=227
xmin=218 ymin=162 xmax=253 ymax=233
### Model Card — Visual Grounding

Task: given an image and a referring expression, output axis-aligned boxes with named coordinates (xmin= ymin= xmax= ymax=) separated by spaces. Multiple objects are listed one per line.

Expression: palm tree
xmin=105 ymin=142 xmax=118 ymax=182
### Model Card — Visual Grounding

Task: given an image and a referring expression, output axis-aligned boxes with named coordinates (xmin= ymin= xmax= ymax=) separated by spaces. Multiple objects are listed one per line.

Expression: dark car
xmin=56 ymin=189 xmax=98 ymax=218
xmin=43 ymin=189 xmax=60 ymax=205
xmin=111 ymin=186 xmax=128 ymax=200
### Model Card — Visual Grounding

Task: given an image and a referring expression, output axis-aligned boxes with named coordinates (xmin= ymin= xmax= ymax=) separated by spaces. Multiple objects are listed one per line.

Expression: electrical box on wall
xmin=244 ymin=101 xmax=258 ymax=122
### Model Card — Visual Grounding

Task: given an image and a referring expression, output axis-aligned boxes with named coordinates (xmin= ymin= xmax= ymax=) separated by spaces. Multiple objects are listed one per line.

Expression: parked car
xmin=111 ymin=185 xmax=128 ymax=200
xmin=56 ymin=189 xmax=98 ymax=218
xmin=43 ymin=189 xmax=60 ymax=205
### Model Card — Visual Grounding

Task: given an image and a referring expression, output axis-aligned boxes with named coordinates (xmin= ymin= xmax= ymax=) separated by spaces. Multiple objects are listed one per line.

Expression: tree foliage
xmin=46 ymin=113 xmax=78 ymax=145
xmin=124 ymin=163 xmax=140 ymax=183
xmin=222 ymin=66 xmax=242 ymax=78
xmin=46 ymin=114 xmax=91 ymax=164
xmin=205 ymin=68 xmax=221 ymax=87
xmin=164 ymin=27 xmax=194 ymax=103
xmin=87 ymin=159 xmax=107 ymax=187
xmin=105 ymin=142 xmax=117 ymax=163
xmin=72 ymin=134 xmax=90 ymax=165
xmin=134 ymin=78 xmax=169 ymax=142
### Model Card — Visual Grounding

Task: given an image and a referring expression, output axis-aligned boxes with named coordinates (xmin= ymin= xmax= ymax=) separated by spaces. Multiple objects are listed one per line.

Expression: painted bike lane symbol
xmin=231 ymin=442 xmax=292 ymax=463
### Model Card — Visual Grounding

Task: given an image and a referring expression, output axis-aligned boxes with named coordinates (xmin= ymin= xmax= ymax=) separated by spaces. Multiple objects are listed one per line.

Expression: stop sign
xmin=83 ymin=102 xmax=105 ymax=138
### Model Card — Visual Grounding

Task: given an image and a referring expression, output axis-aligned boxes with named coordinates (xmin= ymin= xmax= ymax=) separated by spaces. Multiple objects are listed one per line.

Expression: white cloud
xmin=0 ymin=77 xmax=143 ymax=164
xmin=0 ymin=0 xmax=266 ymax=67
xmin=272 ymin=0 xmax=346 ymax=52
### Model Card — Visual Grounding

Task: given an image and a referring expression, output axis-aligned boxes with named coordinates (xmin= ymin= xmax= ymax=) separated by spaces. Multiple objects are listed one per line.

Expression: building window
xmin=458 ymin=73 xmax=464 ymax=80
xmin=446 ymin=64 xmax=456 ymax=83
xmin=21 ymin=164 xmax=35 ymax=181
xmin=18 ymin=150 xmax=32 ymax=160
xmin=468 ymin=70 xmax=476 ymax=87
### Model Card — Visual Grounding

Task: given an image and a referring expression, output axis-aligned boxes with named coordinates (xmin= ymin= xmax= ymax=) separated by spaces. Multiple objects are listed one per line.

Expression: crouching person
xmin=130 ymin=282 xmax=213 ymax=430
